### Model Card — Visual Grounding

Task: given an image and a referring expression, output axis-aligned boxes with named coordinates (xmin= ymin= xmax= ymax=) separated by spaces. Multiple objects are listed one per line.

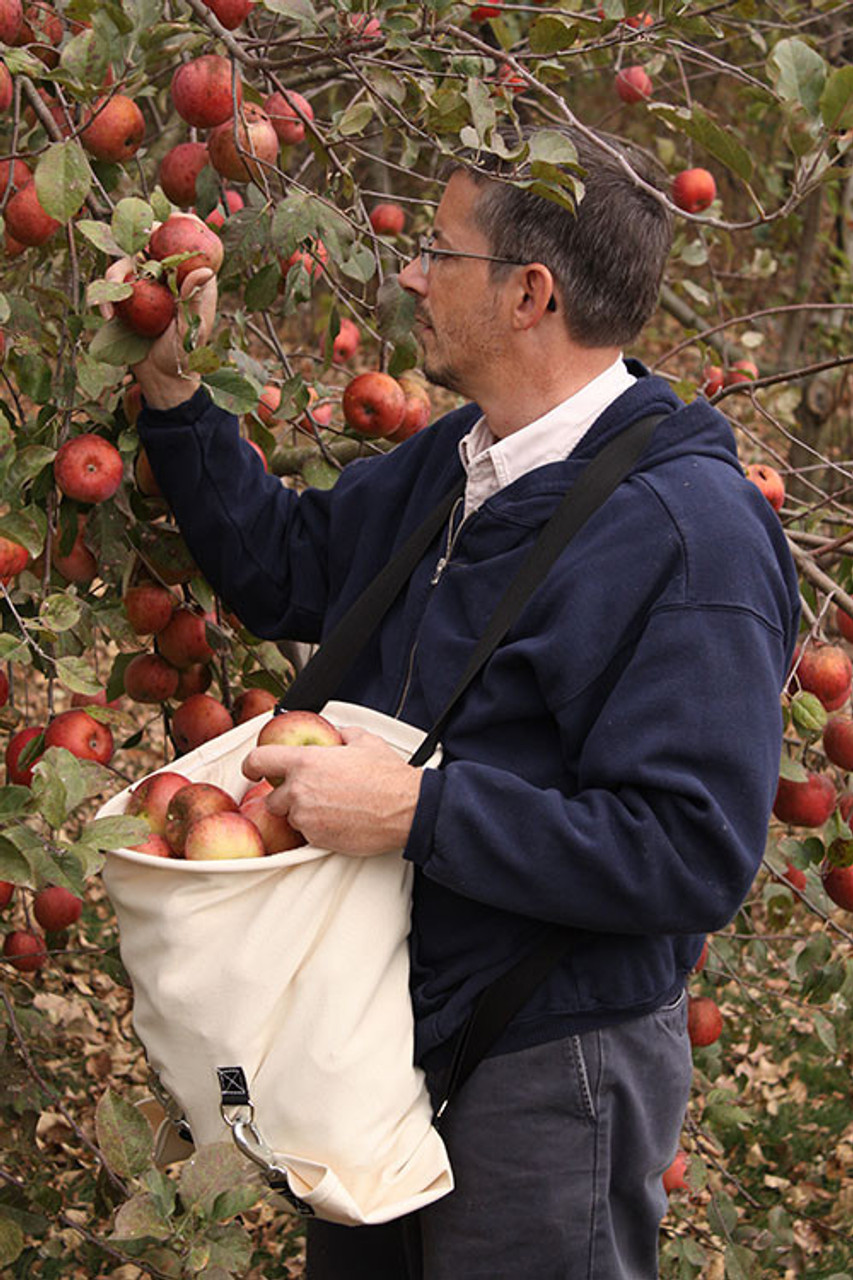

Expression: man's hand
xmin=101 ymin=219 xmax=219 ymax=410
xmin=241 ymin=725 xmax=424 ymax=856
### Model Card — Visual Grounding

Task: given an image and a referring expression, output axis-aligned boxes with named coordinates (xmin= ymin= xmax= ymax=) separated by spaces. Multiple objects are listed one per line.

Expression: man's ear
xmin=511 ymin=263 xmax=556 ymax=330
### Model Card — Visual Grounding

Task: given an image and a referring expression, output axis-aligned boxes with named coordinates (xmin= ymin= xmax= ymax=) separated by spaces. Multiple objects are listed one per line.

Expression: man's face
xmin=397 ymin=172 xmax=510 ymax=398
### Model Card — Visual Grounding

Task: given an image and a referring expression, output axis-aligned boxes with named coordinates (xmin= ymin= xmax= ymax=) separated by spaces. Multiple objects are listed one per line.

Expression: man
xmin=126 ymin=127 xmax=799 ymax=1278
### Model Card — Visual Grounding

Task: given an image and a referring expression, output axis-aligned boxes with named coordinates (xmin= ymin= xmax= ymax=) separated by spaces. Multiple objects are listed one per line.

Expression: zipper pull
xmin=431 ymin=556 xmax=448 ymax=586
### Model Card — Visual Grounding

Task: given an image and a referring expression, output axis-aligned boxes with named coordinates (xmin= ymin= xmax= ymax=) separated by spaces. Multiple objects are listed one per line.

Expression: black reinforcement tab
xmin=216 ymin=1066 xmax=251 ymax=1107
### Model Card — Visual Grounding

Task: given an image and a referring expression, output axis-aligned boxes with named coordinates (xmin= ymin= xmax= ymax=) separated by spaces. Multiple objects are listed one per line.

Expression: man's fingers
xmin=179 ymin=267 xmax=215 ymax=299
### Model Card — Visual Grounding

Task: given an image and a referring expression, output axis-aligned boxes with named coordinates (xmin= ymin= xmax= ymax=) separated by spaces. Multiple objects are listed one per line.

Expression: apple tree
xmin=0 ymin=0 xmax=852 ymax=1275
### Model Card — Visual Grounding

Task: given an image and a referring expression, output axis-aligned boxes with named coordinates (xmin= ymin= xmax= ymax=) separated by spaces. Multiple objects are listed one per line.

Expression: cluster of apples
xmin=1 ymin=879 xmax=84 ymax=974
xmin=124 ymin=709 xmax=342 ymax=860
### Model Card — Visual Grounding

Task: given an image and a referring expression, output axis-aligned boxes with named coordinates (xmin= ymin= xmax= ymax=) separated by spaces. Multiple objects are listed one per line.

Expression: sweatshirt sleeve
xmin=138 ymin=389 xmax=336 ymax=641
xmin=405 ymin=600 xmax=787 ymax=938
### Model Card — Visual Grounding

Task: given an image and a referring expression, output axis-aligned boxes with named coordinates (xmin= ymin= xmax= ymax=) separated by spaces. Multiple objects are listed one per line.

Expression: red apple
xmin=0 ymin=0 xmax=22 ymax=44
xmin=0 ymin=670 xmax=7 ymax=708
xmin=725 ymin=359 xmax=758 ymax=385
xmin=345 ymin=12 xmax=382 ymax=39
xmin=624 ymin=10 xmax=654 ymax=26
xmin=701 ymin=365 xmax=724 ymax=397
xmin=672 ymin=168 xmax=716 ymax=214
xmin=692 ymin=938 xmax=709 ymax=973
xmin=6 ymin=725 xmax=43 ymax=785
xmin=33 ymin=886 xmax=82 ymax=932
xmin=54 ymin=435 xmax=124 ymax=504
xmin=164 ymin=781 xmax=239 ymax=855
xmin=125 ymin=770 xmax=190 ymax=835
xmin=369 ymin=202 xmax=405 ymax=236
xmin=123 ymin=653 xmax=180 ymax=704
xmin=123 ymin=583 xmax=175 ymax=636
xmin=782 ymin=861 xmax=807 ymax=892
xmin=158 ymin=141 xmax=210 ymax=208
xmin=0 ymin=535 xmax=29 ymax=584
xmin=615 ymin=65 xmax=652 ymax=104
xmin=148 ymin=213 xmax=225 ymax=286
xmin=264 ymin=89 xmax=313 ymax=145
xmin=15 ymin=2 xmax=61 ymax=67
xmin=281 ymin=239 xmax=327 ymax=280
xmin=256 ymin=383 xmax=281 ymax=426
xmin=325 ymin=316 xmax=358 ymax=364
xmin=256 ymin=709 xmax=343 ymax=749
xmin=233 ymin=688 xmax=277 ymax=724
xmin=171 ymin=54 xmax=240 ymax=129
xmin=0 ymin=157 xmax=30 ymax=195
xmin=3 ymin=929 xmax=47 ymax=972
xmin=114 ymin=273 xmax=176 ymax=339
xmin=686 ymin=994 xmax=722 ymax=1047
xmin=204 ymin=0 xmax=254 ymax=28
xmin=184 ymin=809 xmax=267 ymax=860
xmin=0 ymin=881 xmax=13 ymax=908
xmin=342 ymin=372 xmax=406 ymax=438
xmin=240 ymin=793 xmax=305 ymax=853
xmin=773 ymin=772 xmax=836 ymax=827
xmin=81 ymin=95 xmax=145 ymax=163
xmin=157 ymin=608 xmax=215 ymax=669
xmin=823 ymin=716 xmax=853 ymax=771
xmin=241 ymin=778 xmax=273 ymax=804
xmin=822 ymin=862 xmax=853 ymax=911
xmin=203 ymin=188 xmax=244 ymax=229
xmin=171 ymin=693 xmax=233 ymax=753
xmin=796 ymin=643 xmax=852 ymax=709
xmin=52 ymin=515 xmax=97 ymax=585
xmin=835 ymin=605 xmax=853 ymax=645
xmin=134 ymin=447 xmax=161 ymax=498
xmin=175 ymin=663 xmax=213 ymax=701
xmin=471 ymin=3 xmax=501 ymax=18
xmin=208 ymin=104 xmax=279 ymax=185
xmin=128 ymin=833 xmax=173 ymax=857
xmin=744 ymin=463 xmax=784 ymax=514
xmin=0 ymin=62 xmax=13 ymax=113
xmin=662 ymin=1149 xmax=689 ymax=1194
xmin=389 ymin=375 xmax=431 ymax=443
xmin=4 ymin=180 xmax=61 ymax=247
xmin=44 ymin=709 xmax=113 ymax=766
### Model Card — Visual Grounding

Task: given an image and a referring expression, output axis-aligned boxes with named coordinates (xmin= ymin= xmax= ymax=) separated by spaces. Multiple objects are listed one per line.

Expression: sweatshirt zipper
xmin=393 ymin=495 xmax=466 ymax=718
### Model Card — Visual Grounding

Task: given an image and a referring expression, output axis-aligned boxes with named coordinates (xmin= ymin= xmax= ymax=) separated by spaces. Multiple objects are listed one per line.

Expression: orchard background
xmin=0 ymin=0 xmax=852 ymax=1275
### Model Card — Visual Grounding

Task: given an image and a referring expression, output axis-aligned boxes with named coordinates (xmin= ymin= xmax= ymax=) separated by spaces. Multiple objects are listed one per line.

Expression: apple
xmin=185 ymin=809 xmax=267 ymax=861
xmin=164 ymin=781 xmax=238 ymax=855
xmin=692 ymin=938 xmax=709 ymax=973
xmin=0 ymin=62 xmax=13 ymax=113
xmin=129 ymin=833 xmax=173 ymax=857
xmin=134 ymin=447 xmax=162 ymax=499
xmin=823 ymin=716 xmax=853 ymax=771
xmin=3 ymin=929 xmax=47 ymax=972
xmin=773 ymin=772 xmax=836 ymax=827
xmin=81 ymin=95 xmax=145 ymax=163
xmin=255 ymin=383 xmax=281 ymax=426
xmin=264 ymin=89 xmax=313 ymax=145
xmin=389 ymin=375 xmax=431 ymax=443
xmin=157 ymin=607 xmax=215 ymax=669
xmin=208 ymin=103 xmax=279 ymax=185
xmin=0 ymin=157 xmax=30 ymax=195
xmin=175 ymin=663 xmax=213 ymax=701
xmin=0 ymin=670 xmax=7 ymax=708
xmin=471 ymin=3 xmax=501 ymax=18
xmin=44 ymin=709 xmax=114 ymax=766
xmin=240 ymin=793 xmax=305 ymax=853
xmin=256 ymin=709 xmax=344 ymax=750
xmin=662 ymin=1149 xmax=689 ymax=1194
xmin=123 ymin=652 xmax=180 ymax=704
xmin=300 ymin=397 xmax=334 ymax=435
xmin=123 ymin=382 xmax=142 ymax=427
xmin=148 ymin=213 xmax=225 ymax=286
xmin=725 ymin=359 xmax=759 ymax=386
xmin=345 ymin=12 xmax=382 ymax=39
xmin=0 ymin=0 xmax=22 ymax=44
xmin=70 ymin=688 xmax=122 ymax=711
xmin=281 ymin=239 xmax=327 ymax=280
xmin=332 ymin=316 xmax=360 ymax=363
xmin=701 ymin=365 xmax=724 ymax=397
xmin=369 ymin=202 xmax=405 ymax=236
xmin=6 ymin=725 xmax=43 ymax=785
xmin=782 ymin=861 xmax=807 ymax=892
xmin=744 ymin=463 xmax=784 ymax=514
xmin=615 ymin=66 xmax=652 ymax=104
xmin=52 ymin=515 xmax=97 ymax=585
xmin=125 ymin=770 xmax=190 ymax=835
xmin=158 ymin=141 xmax=210 ymax=208
xmin=835 ymin=605 xmax=853 ymax=645
xmin=54 ymin=435 xmax=124 ymax=504
xmin=171 ymin=54 xmax=241 ymax=129
xmin=241 ymin=778 xmax=273 ymax=804
xmin=495 ymin=63 xmax=526 ymax=94
xmin=672 ymin=168 xmax=716 ymax=214
xmin=796 ymin=643 xmax=852 ymax=709
xmin=0 ymin=881 xmax=13 ymax=908
xmin=171 ymin=693 xmax=234 ymax=754
xmin=624 ymin=10 xmax=653 ymax=26
xmin=686 ymin=994 xmax=722 ymax=1047
xmin=4 ymin=180 xmax=61 ymax=247
xmin=822 ymin=862 xmax=853 ymax=911
xmin=114 ymin=273 xmax=176 ymax=338
xmin=204 ymin=0 xmax=254 ymax=28
xmin=203 ymin=188 xmax=244 ymax=229
xmin=233 ymin=688 xmax=277 ymax=724
xmin=0 ymin=535 xmax=29 ymax=583
xmin=343 ymin=372 xmax=406 ymax=438
xmin=33 ymin=886 xmax=82 ymax=932
xmin=15 ymin=2 xmax=61 ymax=67
xmin=839 ymin=791 xmax=853 ymax=824
xmin=123 ymin=583 xmax=175 ymax=636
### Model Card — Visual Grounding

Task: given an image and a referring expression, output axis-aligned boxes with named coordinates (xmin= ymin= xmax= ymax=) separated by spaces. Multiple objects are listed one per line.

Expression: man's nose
xmin=398 ymin=255 xmax=426 ymax=296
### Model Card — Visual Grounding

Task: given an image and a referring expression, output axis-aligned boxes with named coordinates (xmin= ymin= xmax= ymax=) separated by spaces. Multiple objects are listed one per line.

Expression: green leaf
xmin=376 ymin=274 xmax=416 ymax=342
xmin=821 ymin=66 xmax=853 ymax=132
xmin=211 ymin=1184 xmax=261 ymax=1222
xmin=778 ymin=751 xmax=808 ymax=782
xmin=55 ymin=656 xmax=103 ymax=694
xmin=76 ymin=219 xmax=124 ymax=256
xmin=529 ymin=15 xmax=577 ymax=54
xmin=0 ymin=837 xmax=32 ymax=884
xmin=338 ymin=101 xmax=374 ymax=137
xmin=528 ymin=128 xmax=580 ymax=168
xmin=0 ymin=787 xmax=34 ymax=819
xmin=30 ymin=747 xmax=89 ymax=829
xmin=39 ymin=595 xmax=84 ymax=634
xmin=77 ymin=815 xmax=150 ymax=852
xmin=0 ymin=508 xmax=46 ymax=555
xmin=769 ymin=37 xmax=827 ymax=118
xmin=339 ymin=244 xmax=376 ymax=284
xmin=206 ymin=1222 xmax=254 ymax=1272
xmin=179 ymin=1144 xmax=255 ymax=1216
xmin=263 ymin=0 xmax=317 ymax=28
xmin=790 ymin=690 xmax=827 ymax=734
xmin=301 ymin=457 xmax=340 ymax=490
xmin=244 ymin=263 xmax=281 ymax=312
xmin=86 ymin=279 xmax=134 ymax=306
xmin=465 ymin=77 xmax=496 ymax=144
xmin=648 ymin=104 xmax=753 ymax=182
xmin=0 ymin=1217 xmax=24 ymax=1267
xmin=3 ymin=47 xmax=46 ymax=77
xmin=112 ymin=198 xmax=156 ymax=256
xmin=14 ymin=355 xmax=53 ymax=405
xmin=35 ymin=142 xmax=92 ymax=222
xmin=96 ymin=1089 xmax=154 ymax=1179
xmin=111 ymin=1191 xmax=172 ymax=1242
xmin=725 ymin=1242 xmax=758 ymax=1280
xmin=90 ymin=318 xmax=152 ymax=366
xmin=203 ymin=369 xmax=262 ymax=416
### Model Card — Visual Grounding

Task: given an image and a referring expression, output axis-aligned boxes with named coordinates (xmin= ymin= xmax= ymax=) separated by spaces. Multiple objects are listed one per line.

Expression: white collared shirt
xmin=457 ymin=357 xmax=636 ymax=520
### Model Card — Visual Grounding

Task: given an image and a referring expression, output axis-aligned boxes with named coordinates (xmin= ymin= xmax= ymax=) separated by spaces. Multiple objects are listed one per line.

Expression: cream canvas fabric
xmin=98 ymin=702 xmax=453 ymax=1225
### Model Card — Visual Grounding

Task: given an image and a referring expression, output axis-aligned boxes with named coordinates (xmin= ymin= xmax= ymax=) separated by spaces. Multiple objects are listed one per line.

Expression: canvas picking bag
xmin=97 ymin=700 xmax=453 ymax=1226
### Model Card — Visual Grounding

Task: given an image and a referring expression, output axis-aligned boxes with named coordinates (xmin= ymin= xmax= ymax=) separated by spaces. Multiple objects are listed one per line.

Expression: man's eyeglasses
xmin=416 ymin=235 xmax=557 ymax=311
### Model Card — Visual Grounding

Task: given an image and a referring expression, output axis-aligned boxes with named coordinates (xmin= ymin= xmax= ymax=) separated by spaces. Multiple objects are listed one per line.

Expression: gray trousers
xmin=306 ymin=990 xmax=692 ymax=1280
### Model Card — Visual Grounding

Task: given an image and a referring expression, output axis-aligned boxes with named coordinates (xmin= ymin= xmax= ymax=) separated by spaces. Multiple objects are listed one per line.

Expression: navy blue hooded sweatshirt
xmin=139 ymin=365 xmax=800 ymax=1066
